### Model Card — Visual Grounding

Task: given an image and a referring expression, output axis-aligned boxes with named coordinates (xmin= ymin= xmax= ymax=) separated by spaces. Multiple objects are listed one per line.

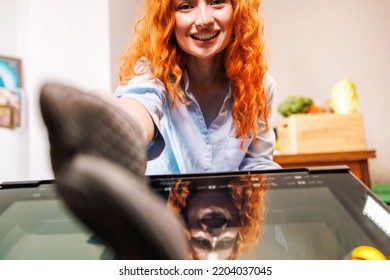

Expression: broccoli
xmin=277 ymin=96 xmax=314 ymax=117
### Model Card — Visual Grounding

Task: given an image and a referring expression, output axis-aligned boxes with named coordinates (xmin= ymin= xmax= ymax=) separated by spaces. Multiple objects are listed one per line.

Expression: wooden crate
xmin=276 ymin=113 xmax=366 ymax=154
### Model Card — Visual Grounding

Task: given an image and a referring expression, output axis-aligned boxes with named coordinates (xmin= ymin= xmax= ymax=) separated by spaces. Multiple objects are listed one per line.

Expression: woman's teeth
xmin=192 ymin=32 xmax=218 ymax=41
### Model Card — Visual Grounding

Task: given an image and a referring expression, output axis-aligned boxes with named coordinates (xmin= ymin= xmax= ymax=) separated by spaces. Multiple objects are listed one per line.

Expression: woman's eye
xmin=210 ymin=0 xmax=224 ymax=5
xmin=191 ymin=237 xmax=211 ymax=249
xmin=216 ymin=239 xmax=235 ymax=250
xmin=177 ymin=3 xmax=192 ymax=10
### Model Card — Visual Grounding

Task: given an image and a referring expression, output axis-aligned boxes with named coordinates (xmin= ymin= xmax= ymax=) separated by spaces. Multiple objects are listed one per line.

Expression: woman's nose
xmin=194 ymin=4 xmax=214 ymax=28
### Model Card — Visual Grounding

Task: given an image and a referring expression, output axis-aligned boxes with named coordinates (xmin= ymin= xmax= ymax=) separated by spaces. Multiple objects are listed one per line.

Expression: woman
xmin=39 ymin=0 xmax=278 ymax=259
xmin=114 ymin=0 xmax=280 ymax=174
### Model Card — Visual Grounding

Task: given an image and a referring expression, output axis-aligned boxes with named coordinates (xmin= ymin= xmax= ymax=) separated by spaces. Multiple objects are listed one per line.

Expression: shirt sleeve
xmin=238 ymin=74 xmax=282 ymax=170
xmin=113 ymin=66 xmax=167 ymax=161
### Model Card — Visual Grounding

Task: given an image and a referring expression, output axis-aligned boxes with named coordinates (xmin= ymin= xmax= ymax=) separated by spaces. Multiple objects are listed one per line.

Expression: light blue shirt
xmin=114 ymin=64 xmax=280 ymax=175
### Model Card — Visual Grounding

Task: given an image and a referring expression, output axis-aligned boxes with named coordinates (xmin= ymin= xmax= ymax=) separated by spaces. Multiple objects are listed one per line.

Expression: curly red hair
xmin=119 ymin=0 xmax=269 ymax=147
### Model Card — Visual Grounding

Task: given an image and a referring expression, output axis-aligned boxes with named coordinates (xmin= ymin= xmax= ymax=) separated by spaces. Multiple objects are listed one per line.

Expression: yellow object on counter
xmin=351 ymin=245 xmax=387 ymax=260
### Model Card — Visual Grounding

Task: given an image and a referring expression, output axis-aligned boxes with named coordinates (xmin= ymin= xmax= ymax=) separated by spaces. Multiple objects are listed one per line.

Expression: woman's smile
xmin=191 ymin=31 xmax=219 ymax=41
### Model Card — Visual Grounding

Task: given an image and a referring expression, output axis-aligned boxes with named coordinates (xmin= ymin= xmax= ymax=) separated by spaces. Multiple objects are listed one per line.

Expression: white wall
xmin=0 ymin=0 xmax=139 ymax=181
xmin=0 ymin=0 xmax=30 ymax=181
xmin=108 ymin=0 xmax=143 ymax=92
xmin=27 ymin=0 xmax=113 ymax=180
xmin=262 ymin=0 xmax=390 ymax=184
xmin=1 ymin=0 xmax=389 ymax=184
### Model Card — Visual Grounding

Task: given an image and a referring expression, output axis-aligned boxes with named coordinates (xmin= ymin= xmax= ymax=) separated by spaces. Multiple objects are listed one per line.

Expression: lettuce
xmin=331 ymin=79 xmax=359 ymax=114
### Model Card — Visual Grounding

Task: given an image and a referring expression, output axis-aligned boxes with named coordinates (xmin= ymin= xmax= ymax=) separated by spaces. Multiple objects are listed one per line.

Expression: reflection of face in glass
xmin=167 ymin=174 xmax=268 ymax=260
xmin=187 ymin=190 xmax=239 ymax=260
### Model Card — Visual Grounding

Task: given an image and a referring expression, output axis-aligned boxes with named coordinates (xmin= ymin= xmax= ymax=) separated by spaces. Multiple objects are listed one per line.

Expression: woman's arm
xmin=118 ymin=97 xmax=155 ymax=147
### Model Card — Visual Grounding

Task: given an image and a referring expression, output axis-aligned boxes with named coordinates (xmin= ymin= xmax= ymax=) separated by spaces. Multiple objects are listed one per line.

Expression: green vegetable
xmin=277 ymin=96 xmax=314 ymax=117
xmin=331 ymin=79 xmax=359 ymax=114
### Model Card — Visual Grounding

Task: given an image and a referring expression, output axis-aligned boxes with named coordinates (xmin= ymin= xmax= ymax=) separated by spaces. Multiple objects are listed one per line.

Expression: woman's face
xmin=173 ymin=0 xmax=234 ymax=59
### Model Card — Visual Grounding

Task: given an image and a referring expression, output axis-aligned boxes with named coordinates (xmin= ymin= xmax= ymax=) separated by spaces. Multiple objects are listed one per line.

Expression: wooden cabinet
xmin=274 ymin=150 xmax=376 ymax=188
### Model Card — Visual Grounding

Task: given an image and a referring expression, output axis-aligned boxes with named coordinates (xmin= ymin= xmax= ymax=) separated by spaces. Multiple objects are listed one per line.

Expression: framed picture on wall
xmin=0 ymin=88 xmax=23 ymax=129
xmin=0 ymin=55 xmax=23 ymax=89
xmin=0 ymin=105 xmax=14 ymax=128
xmin=0 ymin=56 xmax=24 ymax=129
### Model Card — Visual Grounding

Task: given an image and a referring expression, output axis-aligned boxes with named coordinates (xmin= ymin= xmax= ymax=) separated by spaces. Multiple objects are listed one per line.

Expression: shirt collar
xmin=181 ymin=69 xmax=232 ymax=100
